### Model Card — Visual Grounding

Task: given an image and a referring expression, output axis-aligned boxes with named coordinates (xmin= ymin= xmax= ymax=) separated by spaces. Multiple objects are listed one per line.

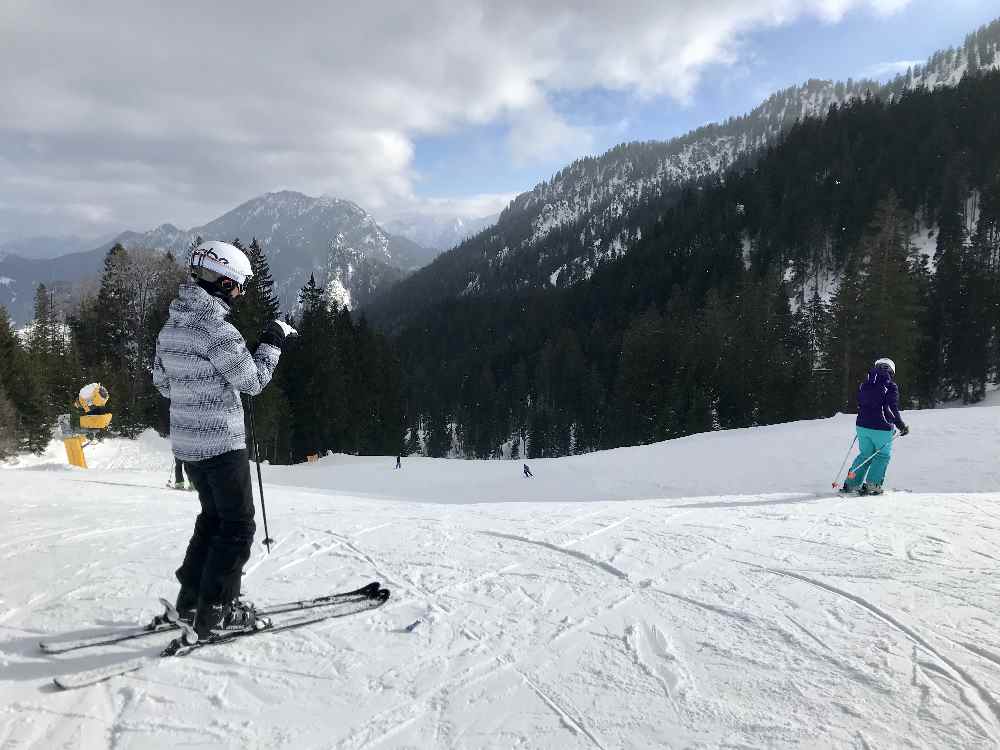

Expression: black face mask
xmin=196 ymin=279 xmax=237 ymax=308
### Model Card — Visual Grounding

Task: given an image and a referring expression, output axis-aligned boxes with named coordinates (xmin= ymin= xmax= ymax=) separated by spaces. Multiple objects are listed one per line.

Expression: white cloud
xmin=382 ymin=193 xmax=518 ymax=223
xmin=507 ymin=98 xmax=596 ymax=166
xmin=66 ymin=203 xmax=114 ymax=224
xmin=0 ymin=0 xmax=912 ymax=237
xmin=859 ymin=59 xmax=923 ymax=79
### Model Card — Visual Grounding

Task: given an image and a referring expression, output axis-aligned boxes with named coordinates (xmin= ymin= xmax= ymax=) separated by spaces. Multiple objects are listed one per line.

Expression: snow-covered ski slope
xmin=2 ymin=408 xmax=1000 ymax=749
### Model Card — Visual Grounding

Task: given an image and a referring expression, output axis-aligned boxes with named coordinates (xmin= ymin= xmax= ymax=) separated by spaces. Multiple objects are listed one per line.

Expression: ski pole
xmin=247 ymin=396 xmax=275 ymax=553
xmin=831 ymin=435 xmax=858 ymax=489
xmin=846 ymin=432 xmax=899 ymax=482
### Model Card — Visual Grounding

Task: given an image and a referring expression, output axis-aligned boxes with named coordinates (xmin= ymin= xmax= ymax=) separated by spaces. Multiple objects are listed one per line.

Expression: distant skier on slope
xmin=839 ymin=357 xmax=909 ymax=496
xmin=152 ymin=241 xmax=295 ymax=647
xmin=523 ymin=463 xmax=533 ymax=478
xmin=171 ymin=457 xmax=190 ymax=490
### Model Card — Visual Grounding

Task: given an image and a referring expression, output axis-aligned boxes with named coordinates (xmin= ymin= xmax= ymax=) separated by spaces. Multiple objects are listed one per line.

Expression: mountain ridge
xmin=0 ymin=191 xmax=436 ymax=322
xmin=368 ymin=17 xmax=1000 ymax=328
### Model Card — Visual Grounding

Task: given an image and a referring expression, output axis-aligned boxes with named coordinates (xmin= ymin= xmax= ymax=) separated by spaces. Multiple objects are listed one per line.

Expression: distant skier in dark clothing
xmin=173 ymin=458 xmax=189 ymax=490
xmin=840 ymin=357 xmax=909 ymax=496
xmin=395 ymin=455 xmax=401 ymax=470
xmin=523 ymin=464 xmax=533 ymax=478
xmin=153 ymin=241 xmax=295 ymax=647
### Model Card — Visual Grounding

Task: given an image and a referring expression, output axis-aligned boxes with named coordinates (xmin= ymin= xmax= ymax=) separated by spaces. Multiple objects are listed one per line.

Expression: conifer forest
xmin=2 ymin=71 xmax=999 ymax=463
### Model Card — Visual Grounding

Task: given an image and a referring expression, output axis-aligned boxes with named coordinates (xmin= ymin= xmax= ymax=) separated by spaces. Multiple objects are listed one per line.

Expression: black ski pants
xmin=175 ymin=449 xmax=255 ymax=607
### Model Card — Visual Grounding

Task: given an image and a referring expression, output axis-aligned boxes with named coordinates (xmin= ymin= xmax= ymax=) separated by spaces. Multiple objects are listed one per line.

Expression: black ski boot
xmin=837 ymin=485 xmax=854 ymax=495
xmin=866 ymin=484 xmax=883 ymax=496
xmin=858 ymin=483 xmax=870 ymax=496
xmin=194 ymin=599 xmax=260 ymax=638
xmin=162 ymin=599 xmax=261 ymax=655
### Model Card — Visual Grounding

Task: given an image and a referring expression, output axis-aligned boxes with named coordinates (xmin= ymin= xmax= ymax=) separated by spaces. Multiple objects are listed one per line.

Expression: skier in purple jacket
xmin=840 ymin=357 xmax=910 ymax=496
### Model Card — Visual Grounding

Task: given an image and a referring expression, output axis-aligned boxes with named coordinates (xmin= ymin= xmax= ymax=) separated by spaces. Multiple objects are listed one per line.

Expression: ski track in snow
xmin=479 ymin=530 xmax=631 ymax=581
xmin=3 ymin=409 xmax=1000 ymax=748
xmin=514 ymin=667 xmax=609 ymax=750
xmin=769 ymin=568 xmax=1000 ymax=737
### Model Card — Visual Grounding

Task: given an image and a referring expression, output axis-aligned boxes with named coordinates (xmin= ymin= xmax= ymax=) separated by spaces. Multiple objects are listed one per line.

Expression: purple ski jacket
xmin=856 ymin=366 xmax=906 ymax=432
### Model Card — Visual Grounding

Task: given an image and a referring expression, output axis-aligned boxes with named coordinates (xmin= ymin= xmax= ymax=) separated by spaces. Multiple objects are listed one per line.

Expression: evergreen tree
xmin=229 ymin=238 xmax=287 ymax=456
xmin=613 ymin=307 xmax=669 ymax=445
xmin=827 ymin=250 xmax=868 ymax=410
xmin=0 ymin=304 xmax=50 ymax=451
xmin=0 ymin=381 xmax=16 ymax=459
xmin=853 ymin=192 xmax=923 ymax=400
xmin=230 ymin=237 xmax=280 ymax=347
xmin=925 ymin=168 xmax=969 ymax=402
xmin=799 ymin=292 xmax=837 ymax=416
xmin=69 ymin=245 xmax=184 ymax=435
xmin=250 ymin=385 xmax=291 ymax=464
xmin=974 ymin=174 xmax=1000 ymax=388
xmin=284 ymin=275 xmax=331 ymax=458
xmin=404 ymin=421 xmax=421 ymax=456
xmin=26 ymin=284 xmax=67 ymax=421
xmin=424 ymin=410 xmax=451 ymax=458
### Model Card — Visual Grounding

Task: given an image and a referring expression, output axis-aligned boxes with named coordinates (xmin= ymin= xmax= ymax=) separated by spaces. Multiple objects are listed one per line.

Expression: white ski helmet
xmin=190 ymin=241 xmax=253 ymax=287
xmin=874 ymin=357 xmax=895 ymax=375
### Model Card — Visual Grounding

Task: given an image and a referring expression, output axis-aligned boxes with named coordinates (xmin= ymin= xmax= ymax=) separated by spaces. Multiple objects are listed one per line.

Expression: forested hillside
xmin=394 ymin=71 xmax=1000 ymax=459
xmin=3 ymin=27 xmax=999 ymax=466
xmin=0 ymin=239 xmax=402 ymax=463
xmin=370 ymin=19 xmax=1000 ymax=333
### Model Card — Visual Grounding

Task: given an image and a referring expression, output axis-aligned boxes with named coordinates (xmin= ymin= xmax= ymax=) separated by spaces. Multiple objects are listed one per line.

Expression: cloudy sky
xmin=1 ymin=0 xmax=997 ymax=242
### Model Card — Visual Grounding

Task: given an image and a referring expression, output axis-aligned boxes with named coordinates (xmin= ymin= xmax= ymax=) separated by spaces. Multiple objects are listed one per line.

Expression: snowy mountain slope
xmin=371 ymin=18 xmax=1000 ymax=325
xmin=110 ymin=192 xmax=424 ymax=311
xmin=515 ymin=19 xmax=1000 ymax=289
xmin=2 ymin=407 xmax=1000 ymax=747
xmin=383 ymin=212 xmax=499 ymax=253
xmin=0 ymin=192 xmax=432 ymax=321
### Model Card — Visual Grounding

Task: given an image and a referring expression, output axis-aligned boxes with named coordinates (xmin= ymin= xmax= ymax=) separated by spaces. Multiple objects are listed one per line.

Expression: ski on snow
xmin=39 ymin=581 xmax=382 ymax=654
xmin=52 ymin=587 xmax=390 ymax=690
xmin=166 ymin=588 xmax=391 ymax=657
xmin=833 ymin=487 xmax=911 ymax=499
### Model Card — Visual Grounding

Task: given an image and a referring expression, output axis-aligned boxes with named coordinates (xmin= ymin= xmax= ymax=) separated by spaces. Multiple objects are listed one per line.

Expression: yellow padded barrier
xmin=64 ymin=436 xmax=87 ymax=468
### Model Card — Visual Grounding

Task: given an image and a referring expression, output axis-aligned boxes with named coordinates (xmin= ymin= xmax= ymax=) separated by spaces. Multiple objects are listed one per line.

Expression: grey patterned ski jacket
xmin=153 ymin=283 xmax=281 ymax=462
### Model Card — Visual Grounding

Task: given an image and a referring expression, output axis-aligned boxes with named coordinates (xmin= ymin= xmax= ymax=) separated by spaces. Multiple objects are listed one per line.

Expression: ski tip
xmin=39 ymin=640 xmax=74 ymax=654
xmin=53 ymin=659 xmax=147 ymax=689
xmin=52 ymin=674 xmax=98 ymax=690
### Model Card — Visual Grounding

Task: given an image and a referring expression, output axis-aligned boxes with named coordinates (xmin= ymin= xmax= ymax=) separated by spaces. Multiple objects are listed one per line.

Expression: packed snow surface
xmin=2 ymin=408 xmax=1000 ymax=748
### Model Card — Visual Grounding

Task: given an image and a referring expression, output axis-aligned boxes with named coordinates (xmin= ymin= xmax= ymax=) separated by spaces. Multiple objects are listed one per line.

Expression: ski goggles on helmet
xmin=218 ymin=276 xmax=244 ymax=297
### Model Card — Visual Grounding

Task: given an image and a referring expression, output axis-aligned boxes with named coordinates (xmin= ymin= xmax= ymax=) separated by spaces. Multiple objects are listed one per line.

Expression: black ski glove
xmin=898 ymin=424 xmax=909 ymax=437
xmin=258 ymin=319 xmax=298 ymax=350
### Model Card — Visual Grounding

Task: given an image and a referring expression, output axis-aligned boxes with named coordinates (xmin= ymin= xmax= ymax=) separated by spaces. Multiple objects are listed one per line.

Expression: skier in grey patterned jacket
xmin=153 ymin=240 xmax=295 ymax=642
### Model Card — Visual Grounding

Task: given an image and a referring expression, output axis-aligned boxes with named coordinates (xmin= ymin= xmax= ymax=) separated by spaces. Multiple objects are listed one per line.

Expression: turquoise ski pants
xmin=845 ymin=426 xmax=894 ymax=489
